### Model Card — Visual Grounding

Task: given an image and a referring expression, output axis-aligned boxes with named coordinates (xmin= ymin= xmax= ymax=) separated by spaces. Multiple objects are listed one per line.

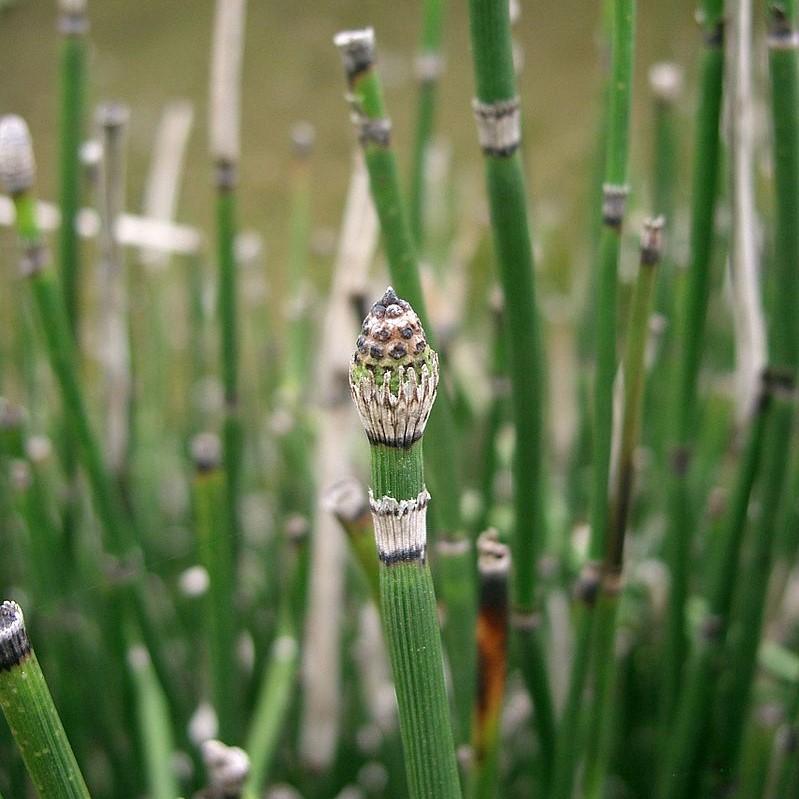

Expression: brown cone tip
xmin=353 ymin=287 xmax=429 ymax=374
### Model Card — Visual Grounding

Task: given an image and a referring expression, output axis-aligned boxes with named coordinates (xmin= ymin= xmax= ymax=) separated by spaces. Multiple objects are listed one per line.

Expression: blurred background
xmin=0 ymin=0 xmax=695 ymax=274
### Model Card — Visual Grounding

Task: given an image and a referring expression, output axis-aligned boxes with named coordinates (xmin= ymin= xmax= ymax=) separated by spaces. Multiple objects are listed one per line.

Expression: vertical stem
xmin=463 ymin=0 xmax=554 ymax=775
xmin=660 ymin=0 xmax=725 ymax=731
xmin=209 ymin=0 xmax=247 ymax=638
xmin=349 ymin=289 xmax=461 ymax=799
xmin=191 ymin=433 xmax=237 ymax=742
xmin=707 ymin=3 xmax=799 ymax=785
xmin=553 ymin=3 xmax=636 ymax=796
xmin=57 ymin=0 xmax=88 ymax=559
xmin=57 ymin=0 xmax=87 ymax=334
xmin=127 ymin=637 xmax=179 ymax=799
xmin=582 ymin=219 xmax=664 ymax=798
xmin=409 ymin=0 xmax=445 ymax=248
xmin=96 ymin=103 xmax=133 ymax=491
xmin=335 ymin=31 xmax=473 ymax=736
xmin=659 ymin=376 xmax=774 ymax=799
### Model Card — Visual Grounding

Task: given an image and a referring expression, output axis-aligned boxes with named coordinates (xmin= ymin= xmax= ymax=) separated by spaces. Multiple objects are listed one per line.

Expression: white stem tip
xmin=0 ymin=115 xmax=36 ymax=195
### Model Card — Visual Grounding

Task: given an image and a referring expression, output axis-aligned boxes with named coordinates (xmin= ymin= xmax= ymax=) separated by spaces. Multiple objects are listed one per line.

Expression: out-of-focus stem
xmin=660 ymin=0 xmax=725 ymax=732
xmin=409 ymin=0 xmax=446 ymax=248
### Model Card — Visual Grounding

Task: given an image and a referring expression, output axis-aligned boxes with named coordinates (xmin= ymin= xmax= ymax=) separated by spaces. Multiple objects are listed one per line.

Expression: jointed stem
xmin=464 ymin=0 xmax=554 ymax=775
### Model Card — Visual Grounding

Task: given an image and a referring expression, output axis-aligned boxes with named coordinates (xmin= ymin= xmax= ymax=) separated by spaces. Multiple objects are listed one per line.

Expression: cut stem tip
xmin=0 ymin=601 xmax=31 ymax=672
xmin=334 ymin=28 xmax=376 ymax=79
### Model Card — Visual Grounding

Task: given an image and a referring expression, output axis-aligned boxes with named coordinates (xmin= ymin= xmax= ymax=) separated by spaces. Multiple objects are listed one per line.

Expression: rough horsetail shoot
xmin=2 ymin=0 xmax=799 ymax=797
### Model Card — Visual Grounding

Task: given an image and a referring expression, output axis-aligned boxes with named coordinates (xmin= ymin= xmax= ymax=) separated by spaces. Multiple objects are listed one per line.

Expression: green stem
xmin=349 ymin=290 xmax=461 ymax=799
xmin=0 ymin=601 xmax=91 ymax=799
xmin=583 ymin=220 xmax=663 ymax=797
xmin=660 ymin=0 xmax=725 ymax=732
xmin=57 ymin=6 xmax=87 ymax=562
xmin=127 ymin=635 xmax=179 ymax=799
xmin=707 ymin=5 xmax=799 ymax=784
xmin=409 ymin=0 xmax=445 ymax=248
xmin=57 ymin=8 xmax=87 ymax=335
xmin=553 ymin=3 xmax=636 ymax=795
xmin=335 ymin=35 xmax=473 ymax=738
xmin=334 ymin=30 xmax=463 ymax=546
xmin=464 ymin=0 xmax=554 ymax=773
xmin=326 ymin=478 xmax=380 ymax=605
xmin=216 ymin=172 xmax=243 ymax=574
xmin=659 ymin=379 xmax=773 ymax=799
xmin=192 ymin=433 xmax=237 ymax=742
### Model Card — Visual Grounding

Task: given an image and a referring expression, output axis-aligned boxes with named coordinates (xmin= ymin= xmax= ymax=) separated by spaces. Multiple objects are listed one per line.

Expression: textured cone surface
xmin=354 ymin=287 xmax=429 ymax=374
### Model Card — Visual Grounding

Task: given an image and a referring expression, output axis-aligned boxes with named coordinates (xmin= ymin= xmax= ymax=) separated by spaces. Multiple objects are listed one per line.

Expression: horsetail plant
xmin=96 ymin=102 xmax=133 ymax=491
xmin=660 ymin=0 xmax=726 ymax=731
xmin=409 ymin=0 xmax=446 ymax=248
xmin=244 ymin=529 xmax=304 ymax=799
xmin=465 ymin=0 xmax=555 ymax=777
xmin=553 ymin=3 xmax=635 ymax=795
xmin=127 ymin=639 xmax=179 ymax=799
xmin=581 ymin=217 xmax=664 ymax=798
xmin=469 ymin=530 xmax=510 ymax=799
xmin=191 ymin=432 xmax=237 ymax=742
xmin=334 ymin=29 xmax=475 ymax=742
xmin=349 ymin=287 xmax=461 ymax=799
xmin=0 ymin=114 xmax=133 ymax=560
xmin=0 ymin=601 xmax=91 ymax=799
xmin=56 ymin=0 xmax=88 ymax=558
xmin=0 ymin=113 xmax=178 ymax=731
xmin=708 ymin=2 xmax=799 ymax=786
xmin=659 ymin=368 xmax=777 ymax=799
xmin=57 ymin=0 xmax=88 ymax=333
xmin=210 ymin=0 xmax=247 ymax=572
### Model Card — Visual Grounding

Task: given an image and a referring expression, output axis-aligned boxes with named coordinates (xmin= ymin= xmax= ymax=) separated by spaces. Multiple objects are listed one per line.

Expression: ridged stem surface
xmin=465 ymin=0 xmax=554 ymax=775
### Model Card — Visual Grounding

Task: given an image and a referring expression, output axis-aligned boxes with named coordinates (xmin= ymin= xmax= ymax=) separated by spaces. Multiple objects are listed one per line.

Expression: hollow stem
xmin=0 ymin=601 xmax=91 ymax=799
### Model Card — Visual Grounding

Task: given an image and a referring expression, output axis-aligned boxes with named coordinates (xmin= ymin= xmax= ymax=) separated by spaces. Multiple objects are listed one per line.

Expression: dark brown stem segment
xmin=470 ymin=531 xmax=510 ymax=799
